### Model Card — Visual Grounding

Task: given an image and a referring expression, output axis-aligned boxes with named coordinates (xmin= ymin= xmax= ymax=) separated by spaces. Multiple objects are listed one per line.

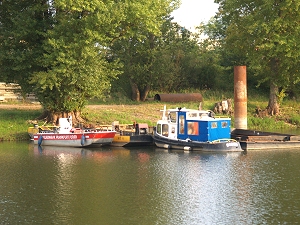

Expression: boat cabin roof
xmin=166 ymin=108 xmax=217 ymax=120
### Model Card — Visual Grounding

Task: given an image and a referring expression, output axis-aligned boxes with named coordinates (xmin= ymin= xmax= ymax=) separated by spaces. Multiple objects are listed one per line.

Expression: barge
xmin=231 ymin=129 xmax=300 ymax=150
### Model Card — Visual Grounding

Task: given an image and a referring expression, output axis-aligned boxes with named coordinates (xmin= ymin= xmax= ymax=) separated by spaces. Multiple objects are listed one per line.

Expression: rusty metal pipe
xmin=154 ymin=93 xmax=203 ymax=103
xmin=234 ymin=66 xmax=247 ymax=129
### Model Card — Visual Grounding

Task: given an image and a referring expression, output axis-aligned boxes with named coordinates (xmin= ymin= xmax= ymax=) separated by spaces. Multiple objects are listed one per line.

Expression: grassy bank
xmin=1 ymin=96 xmax=300 ymax=141
xmin=0 ymin=108 xmax=42 ymax=141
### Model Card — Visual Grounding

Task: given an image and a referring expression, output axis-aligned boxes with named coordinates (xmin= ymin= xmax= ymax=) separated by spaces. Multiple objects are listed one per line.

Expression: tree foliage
xmin=0 ymin=0 xmax=178 ymax=123
xmin=0 ymin=0 xmax=51 ymax=97
xmin=111 ymin=17 xmax=225 ymax=101
xmin=212 ymin=0 xmax=300 ymax=114
xmin=110 ymin=16 xmax=182 ymax=101
xmin=30 ymin=1 xmax=123 ymax=114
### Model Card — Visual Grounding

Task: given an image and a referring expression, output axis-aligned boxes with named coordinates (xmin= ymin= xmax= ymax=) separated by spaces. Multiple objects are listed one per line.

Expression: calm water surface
xmin=1 ymin=141 xmax=300 ymax=224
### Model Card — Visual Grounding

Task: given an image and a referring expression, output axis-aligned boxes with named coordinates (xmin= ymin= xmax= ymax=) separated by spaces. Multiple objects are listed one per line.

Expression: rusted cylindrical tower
xmin=234 ymin=66 xmax=247 ymax=129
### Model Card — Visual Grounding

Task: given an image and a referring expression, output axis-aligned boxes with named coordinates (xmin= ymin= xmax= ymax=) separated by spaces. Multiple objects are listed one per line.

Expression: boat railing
xmin=39 ymin=129 xmax=57 ymax=134
xmin=96 ymin=123 xmax=135 ymax=132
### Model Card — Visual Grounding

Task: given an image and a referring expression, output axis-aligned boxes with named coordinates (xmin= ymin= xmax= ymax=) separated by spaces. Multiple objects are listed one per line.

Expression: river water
xmin=1 ymin=141 xmax=300 ymax=224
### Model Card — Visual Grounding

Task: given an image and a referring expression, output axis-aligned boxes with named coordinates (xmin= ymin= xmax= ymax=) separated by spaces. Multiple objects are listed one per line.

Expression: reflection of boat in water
xmin=34 ymin=145 xmax=89 ymax=156
xmin=154 ymin=147 xmax=246 ymax=160
xmin=153 ymin=106 xmax=243 ymax=152
xmin=34 ymin=145 xmax=134 ymax=160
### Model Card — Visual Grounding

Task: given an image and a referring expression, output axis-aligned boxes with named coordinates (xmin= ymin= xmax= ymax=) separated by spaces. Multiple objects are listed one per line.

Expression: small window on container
xmin=221 ymin=121 xmax=228 ymax=128
xmin=211 ymin=122 xmax=217 ymax=128
xmin=187 ymin=122 xmax=199 ymax=135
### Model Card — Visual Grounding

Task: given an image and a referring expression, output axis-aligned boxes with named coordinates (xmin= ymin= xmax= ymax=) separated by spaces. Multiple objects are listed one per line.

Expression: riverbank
xmin=0 ymin=102 xmax=166 ymax=141
xmin=0 ymin=100 xmax=299 ymax=141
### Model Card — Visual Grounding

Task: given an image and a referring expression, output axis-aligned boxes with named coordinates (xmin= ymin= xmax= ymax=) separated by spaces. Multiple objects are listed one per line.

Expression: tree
xmin=0 ymin=0 xmax=51 ymax=98
xmin=110 ymin=16 xmax=182 ymax=101
xmin=212 ymin=0 xmax=300 ymax=115
xmin=0 ymin=0 xmax=178 ymax=124
xmin=112 ymin=18 xmax=212 ymax=100
xmin=30 ymin=1 xmax=123 ymax=123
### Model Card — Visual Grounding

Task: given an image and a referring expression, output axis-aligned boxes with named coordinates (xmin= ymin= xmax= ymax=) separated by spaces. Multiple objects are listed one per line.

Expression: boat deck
xmin=231 ymin=129 xmax=300 ymax=150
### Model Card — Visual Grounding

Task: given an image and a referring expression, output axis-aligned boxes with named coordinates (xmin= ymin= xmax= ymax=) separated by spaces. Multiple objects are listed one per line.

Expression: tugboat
xmin=153 ymin=106 xmax=243 ymax=152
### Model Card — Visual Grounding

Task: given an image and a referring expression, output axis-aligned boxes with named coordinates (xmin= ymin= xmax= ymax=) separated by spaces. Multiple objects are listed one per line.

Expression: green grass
xmin=1 ymin=92 xmax=300 ymax=141
xmin=247 ymin=117 xmax=289 ymax=131
xmin=0 ymin=109 xmax=42 ymax=141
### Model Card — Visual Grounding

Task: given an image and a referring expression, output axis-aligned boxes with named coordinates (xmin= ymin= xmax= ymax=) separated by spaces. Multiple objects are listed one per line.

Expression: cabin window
xmin=221 ymin=121 xmax=228 ymax=128
xmin=156 ymin=124 xmax=162 ymax=134
xmin=169 ymin=112 xmax=176 ymax=123
xmin=188 ymin=112 xmax=197 ymax=118
xmin=179 ymin=115 xmax=185 ymax=134
xmin=188 ymin=122 xmax=199 ymax=135
xmin=211 ymin=122 xmax=217 ymax=128
xmin=199 ymin=113 xmax=208 ymax=117
xmin=162 ymin=124 xmax=169 ymax=137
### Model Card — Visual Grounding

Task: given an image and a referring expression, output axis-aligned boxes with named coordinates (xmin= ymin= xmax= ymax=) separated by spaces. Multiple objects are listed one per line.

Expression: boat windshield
xmin=156 ymin=123 xmax=169 ymax=137
xmin=156 ymin=124 xmax=162 ymax=134
xmin=168 ymin=112 xmax=177 ymax=123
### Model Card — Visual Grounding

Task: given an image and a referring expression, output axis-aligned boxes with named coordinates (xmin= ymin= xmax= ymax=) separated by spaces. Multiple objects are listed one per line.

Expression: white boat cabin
xmin=58 ymin=117 xmax=73 ymax=134
xmin=156 ymin=106 xmax=232 ymax=142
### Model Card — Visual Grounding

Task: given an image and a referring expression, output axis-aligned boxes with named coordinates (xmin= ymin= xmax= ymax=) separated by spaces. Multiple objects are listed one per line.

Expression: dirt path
xmin=0 ymin=103 xmax=42 ymax=110
xmin=0 ymin=103 xmax=164 ymax=111
xmin=0 ymin=103 xmax=165 ymax=124
xmin=0 ymin=104 xmax=123 ymax=110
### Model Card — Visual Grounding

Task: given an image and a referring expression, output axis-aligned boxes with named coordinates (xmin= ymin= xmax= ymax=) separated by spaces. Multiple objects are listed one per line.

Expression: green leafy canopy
xmin=0 ymin=0 xmax=178 ymax=113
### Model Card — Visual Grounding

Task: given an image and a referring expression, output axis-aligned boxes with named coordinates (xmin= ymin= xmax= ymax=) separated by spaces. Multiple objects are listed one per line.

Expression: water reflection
xmin=149 ymin=149 xmax=247 ymax=224
xmin=1 ymin=143 xmax=300 ymax=224
xmin=34 ymin=145 xmax=88 ymax=156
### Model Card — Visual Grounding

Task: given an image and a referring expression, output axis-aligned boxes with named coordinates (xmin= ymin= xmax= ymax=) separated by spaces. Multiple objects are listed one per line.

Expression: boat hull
xmin=239 ymin=141 xmax=300 ymax=150
xmin=111 ymin=134 xmax=154 ymax=147
xmin=34 ymin=131 xmax=116 ymax=147
xmin=153 ymin=133 xmax=243 ymax=152
xmin=91 ymin=132 xmax=116 ymax=146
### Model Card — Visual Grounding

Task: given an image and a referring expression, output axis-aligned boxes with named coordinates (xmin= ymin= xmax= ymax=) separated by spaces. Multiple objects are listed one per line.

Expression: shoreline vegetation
xmin=0 ymin=97 xmax=300 ymax=142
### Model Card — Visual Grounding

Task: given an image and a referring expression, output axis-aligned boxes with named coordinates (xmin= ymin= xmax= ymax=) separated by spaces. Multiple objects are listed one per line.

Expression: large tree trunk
xmin=37 ymin=110 xmax=85 ymax=127
xmin=140 ymin=85 xmax=150 ymax=101
xmin=130 ymin=79 xmax=140 ymax=101
xmin=267 ymin=81 xmax=280 ymax=115
xmin=267 ymin=58 xmax=280 ymax=115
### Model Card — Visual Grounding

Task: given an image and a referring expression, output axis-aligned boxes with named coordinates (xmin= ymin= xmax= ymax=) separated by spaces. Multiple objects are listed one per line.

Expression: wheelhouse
xmin=156 ymin=108 xmax=231 ymax=142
